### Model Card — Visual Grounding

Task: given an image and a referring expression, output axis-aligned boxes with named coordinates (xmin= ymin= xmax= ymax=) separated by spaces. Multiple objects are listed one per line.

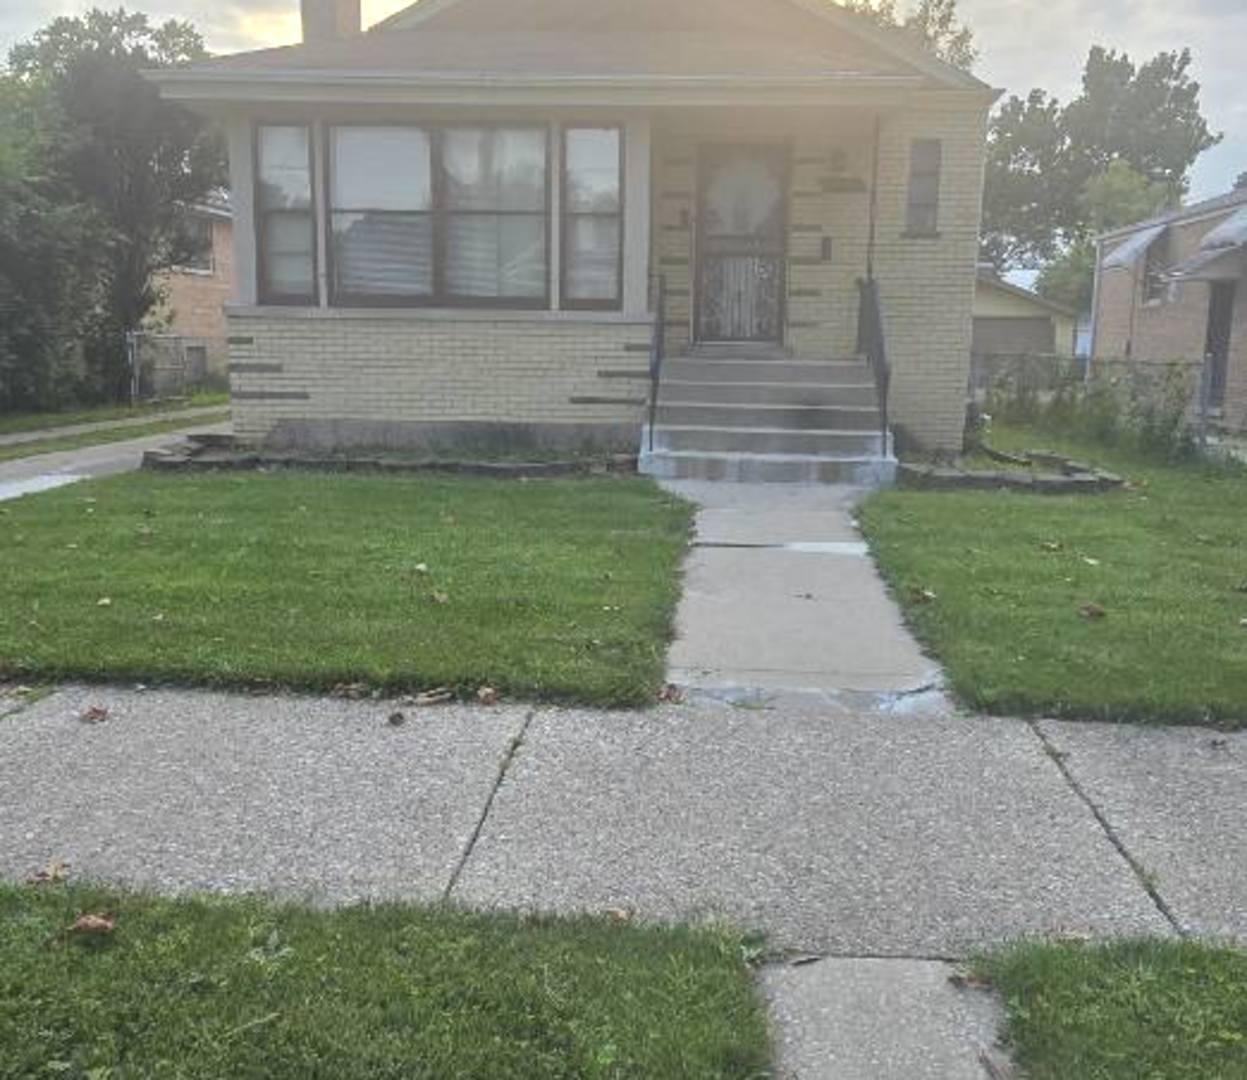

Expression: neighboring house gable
xmin=973 ymin=270 xmax=1076 ymax=357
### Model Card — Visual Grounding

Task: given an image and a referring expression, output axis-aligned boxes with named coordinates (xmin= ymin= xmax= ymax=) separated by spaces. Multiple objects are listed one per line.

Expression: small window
xmin=172 ymin=216 xmax=213 ymax=273
xmin=561 ymin=127 xmax=622 ymax=309
xmin=906 ymin=138 xmax=942 ymax=236
xmin=1143 ymin=235 xmax=1171 ymax=303
xmin=256 ymin=125 xmax=316 ymax=304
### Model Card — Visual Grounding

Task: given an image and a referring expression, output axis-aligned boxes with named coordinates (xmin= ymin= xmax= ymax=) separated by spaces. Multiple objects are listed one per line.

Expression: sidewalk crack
xmin=442 ymin=709 xmax=534 ymax=903
xmin=1027 ymin=719 xmax=1184 ymax=935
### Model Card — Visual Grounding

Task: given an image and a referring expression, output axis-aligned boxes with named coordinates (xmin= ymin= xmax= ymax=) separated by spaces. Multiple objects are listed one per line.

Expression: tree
xmin=983 ymin=46 xmax=1219 ymax=271
xmin=840 ymin=0 xmax=976 ymax=71
xmin=6 ymin=9 xmax=226 ymax=401
xmin=1035 ymin=162 xmax=1176 ymax=312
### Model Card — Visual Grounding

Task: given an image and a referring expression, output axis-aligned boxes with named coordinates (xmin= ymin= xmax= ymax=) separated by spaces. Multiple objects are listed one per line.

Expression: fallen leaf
xmin=476 ymin=686 xmax=498 ymax=705
xmin=1078 ymin=602 xmax=1107 ymax=620
xmin=948 ymin=969 xmax=992 ymax=991
xmin=79 ymin=705 xmax=110 ymax=724
xmin=26 ymin=859 xmax=70 ymax=886
xmin=430 ymin=590 xmax=450 ymax=605
xmin=1081 ymin=557 xmax=1101 ymax=567
xmin=909 ymin=586 xmax=937 ymax=604
xmin=1039 ymin=540 xmax=1062 ymax=552
xmin=96 ymin=597 xmax=112 ymax=607
xmin=413 ymin=687 xmax=453 ymax=706
xmin=605 ymin=906 xmax=633 ymax=925
xmin=151 ymin=613 xmax=165 ymax=622
xmin=657 ymin=683 xmax=686 ymax=704
xmin=414 ymin=563 xmax=429 ymax=574
xmin=386 ymin=710 xmax=407 ymax=727
xmin=69 ymin=913 xmax=115 ymax=936
xmin=331 ymin=682 xmax=368 ymax=700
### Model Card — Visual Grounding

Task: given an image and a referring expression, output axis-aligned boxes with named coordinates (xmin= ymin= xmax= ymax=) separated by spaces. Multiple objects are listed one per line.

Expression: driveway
xmin=0 ymin=421 xmax=230 ymax=502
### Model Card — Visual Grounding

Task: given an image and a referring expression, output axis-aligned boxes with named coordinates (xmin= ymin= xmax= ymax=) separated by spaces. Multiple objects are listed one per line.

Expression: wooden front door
xmin=696 ymin=145 xmax=787 ymax=343
xmin=1205 ymin=281 xmax=1236 ymax=408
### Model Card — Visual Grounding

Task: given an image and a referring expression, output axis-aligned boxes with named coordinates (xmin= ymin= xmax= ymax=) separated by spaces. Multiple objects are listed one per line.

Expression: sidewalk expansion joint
xmin=1027 ymin=718 xmax=1185 ymax=935
xmin=442 ymin=708 xmax=534 ymax=903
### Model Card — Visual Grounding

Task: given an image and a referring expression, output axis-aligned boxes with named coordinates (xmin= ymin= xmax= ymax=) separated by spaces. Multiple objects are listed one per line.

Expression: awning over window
xmin=1163 ymin=207 xmax=1247 ymax=282
xmin=1101 ymin=223 xmax=1166 ymax=269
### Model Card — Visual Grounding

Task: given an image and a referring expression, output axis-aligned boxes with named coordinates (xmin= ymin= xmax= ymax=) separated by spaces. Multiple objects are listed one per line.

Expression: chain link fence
xmin=126 ymin=332 xmax=229 ymax=404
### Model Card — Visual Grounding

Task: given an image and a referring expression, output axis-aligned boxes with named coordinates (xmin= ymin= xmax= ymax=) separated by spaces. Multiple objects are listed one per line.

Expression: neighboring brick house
xmin=1091 ymin=184 xmax=1247 ymax=430
xmin=152 ymin=194 xmax=234 ymax=385
xmin=149 ymin=0 xmax=997 ymax=479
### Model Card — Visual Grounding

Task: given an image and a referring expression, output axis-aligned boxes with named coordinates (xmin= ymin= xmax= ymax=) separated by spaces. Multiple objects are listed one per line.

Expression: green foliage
xmin=983 ymin=47 xmax=1220 ymax=270
xmin=984 ymin=358 xmax=1197 ymax=461
xmin=977 ymin=939 xmax=1247 ymax=1079
xmin=0 ymin=8 xmax=225 ymax=408
xmin=1035 ymin=239 xmax=1096 ymax=312
xmin=0 ymin=884 xmax=770 ymax=1078
xmin=0 ymin=471 xmax=694 ymax=706
xmin=839 ymin=0 xmax=976 ymax=70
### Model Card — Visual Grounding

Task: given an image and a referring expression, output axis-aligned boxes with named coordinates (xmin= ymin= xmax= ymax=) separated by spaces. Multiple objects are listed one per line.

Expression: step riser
xmin=662 ymin=360 xmax=870 ymax=384
xmin=659 ymin=382 xmax=878 ymax=407
xmin=639 ymin=451 xmax=897 ymax=486
xmin=655 ymin=404 xmax=881 ymax=431
xmin=650 ymin=427 xmax=885 ymax=455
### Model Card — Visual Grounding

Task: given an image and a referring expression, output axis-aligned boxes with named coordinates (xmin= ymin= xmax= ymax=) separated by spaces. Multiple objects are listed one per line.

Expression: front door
xmin=1205 ymin=281 xmax=1236 ymax=408
xmin=696 ymin=145 xmax=786 ymax=343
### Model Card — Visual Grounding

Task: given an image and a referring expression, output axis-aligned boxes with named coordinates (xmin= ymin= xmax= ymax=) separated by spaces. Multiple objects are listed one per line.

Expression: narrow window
xmin=442 ymin=127 xmax=548 ymax=303
xmin=561 ymin=127 xmax=622 ymax=309
xmin=330 ymin=127 xmax=433 ymax=303
xmin=256 ymin=125 xmax=316 ymax=304
xmin=173 ymin=216 xmax=213 ymax=274
xmin=906 ymin=138 xmax=942 ymax=236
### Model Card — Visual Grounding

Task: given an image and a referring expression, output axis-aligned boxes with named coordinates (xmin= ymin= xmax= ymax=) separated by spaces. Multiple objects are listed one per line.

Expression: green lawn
xmin=0 ymin=885 xmax=769 ymax=1079
xmin=859 ymin=427 xmax=1247 ymax=725
xmin=0 ymin=471 xmax=692 ymax=705
xmin=978 ymin=939 xmax=1247 ymax=1079
xmin=0 ymin=392 xmax=228 ymax=437
xmin=0 ymin=411 xmax=230 ymax=463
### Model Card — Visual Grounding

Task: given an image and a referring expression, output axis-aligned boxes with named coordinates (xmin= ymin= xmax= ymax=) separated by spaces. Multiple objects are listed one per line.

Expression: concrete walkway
xmin=0 ymin=421 xmax=230 ymax=502
xmin=0 ymin=404 xmax=226 ymax=448
xmin=661 ymin=481 xmax=939 ymax=700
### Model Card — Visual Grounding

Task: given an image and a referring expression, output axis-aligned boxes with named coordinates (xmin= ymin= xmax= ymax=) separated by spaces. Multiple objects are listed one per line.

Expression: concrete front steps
xmin=638 ymin=354 xmax=896 ymax=485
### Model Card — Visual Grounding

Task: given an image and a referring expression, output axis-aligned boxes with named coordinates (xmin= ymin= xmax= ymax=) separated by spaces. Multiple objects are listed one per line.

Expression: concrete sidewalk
xmin=661 ymin=481 xmax=940 ymax=699
xmin=0 ymin=405 xmax=226 ymax=448
xmin=3 ymin=680 xmax=1223 ymax=1076
xmin=0 ymin=422 xmax=230 ymax=502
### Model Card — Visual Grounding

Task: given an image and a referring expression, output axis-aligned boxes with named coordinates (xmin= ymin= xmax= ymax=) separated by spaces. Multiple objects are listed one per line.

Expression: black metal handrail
xmin=856 ymin=276 xmax=891 ymax=446
xmin=646 ymin=273 xmax=667 ymax=453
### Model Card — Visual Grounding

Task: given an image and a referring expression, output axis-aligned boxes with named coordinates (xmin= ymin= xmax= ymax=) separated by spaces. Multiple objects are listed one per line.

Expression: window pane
xmin=443 ymin=128 xmax=546 ymax=211
xmin=907 ymin=139 xmax=941 ymax=233
xmin=258 ymin=126 xmax=311 ymax=210
xmin=332 ymin=128 xmax=431 ymax=211
xmin=332 ymin=212 xmax=432 ymax=297
xmin=262 ymin=213 xmax=314 ymax=296
xmin=564 ymin=216 xmax=619 ymax=301
xmin=446 ymin=214 xmax=545 ymax=298
xmin=565 ymin=129 xmax=620 ymax=213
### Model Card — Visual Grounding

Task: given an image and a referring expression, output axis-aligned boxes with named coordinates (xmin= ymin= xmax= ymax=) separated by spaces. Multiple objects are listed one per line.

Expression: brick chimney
xmin=301 ymin=0 xmax=361 ymax=42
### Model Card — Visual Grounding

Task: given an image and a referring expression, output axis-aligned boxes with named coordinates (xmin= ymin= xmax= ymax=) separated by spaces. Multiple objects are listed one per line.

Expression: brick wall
xmin=226 ymin=311 xmax=652 ymax=450
xmin=651 ymin=103 xmax=987 ymax=452
xmin=155 ymin=216 xmax=233 ymax=377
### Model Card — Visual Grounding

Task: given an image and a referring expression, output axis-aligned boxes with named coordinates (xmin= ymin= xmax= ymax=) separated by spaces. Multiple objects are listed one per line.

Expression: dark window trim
xmin=905 ymin=138 xmax=942 ymax=238
xmin=323 ymin=122 xmax=551 ymax=310
xmin=559 ymin=124 xmax=624 ymax=312
xmin=254 ymin=122 xmax=319 ymax=306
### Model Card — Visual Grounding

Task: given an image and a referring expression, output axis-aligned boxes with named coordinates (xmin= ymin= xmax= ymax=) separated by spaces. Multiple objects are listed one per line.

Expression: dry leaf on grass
xmin=909 ymin=586 xmax=937 ymax=604
xmin=430 ymin=590 xmax=450 ymax=605
xmin=948 ymin=968 xmax=992 ymax=991
xmin=26 ymin=859 xmax=70 ymax=886
xmin=476 ymin=686 xmax=498 ymax=705
xmin=1078 ymin=602 xmax=1107 ymax=620
xmin=657 ymin=683 xmax=686 ymax=704
xmin=69 ymin=913 xmax=115 ymax=936
xmin=1039 ymin=540 xmax=1062 ymax=552
xmin=413 ymin=687 xmax=453 ymax=706
xmin=96 ymin=597 xmax=112 ymax=607
xmin=605 ymin=906 xmax=634 ymax=925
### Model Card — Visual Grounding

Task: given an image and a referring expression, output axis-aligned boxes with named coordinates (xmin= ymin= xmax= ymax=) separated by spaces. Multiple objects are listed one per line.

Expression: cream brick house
xmin=1092 ymin=184 xmax=1247 ymax=431
xmin=150 ymin=0 xmax=996 ymax=479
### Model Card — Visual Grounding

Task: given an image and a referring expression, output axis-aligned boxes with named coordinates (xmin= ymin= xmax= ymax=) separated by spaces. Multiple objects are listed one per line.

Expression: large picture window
xmin=256 ymin=126 xmax=316 ymax=304
xmin=322 ymin=124 xmax=547 ymax=307
xmin=561 ymin=127 xmax=622 ymax=309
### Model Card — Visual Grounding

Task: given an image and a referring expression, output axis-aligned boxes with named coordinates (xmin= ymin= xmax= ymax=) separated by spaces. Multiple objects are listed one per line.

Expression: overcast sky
xmin=2 ymin=0 xmax=1242 ymax=199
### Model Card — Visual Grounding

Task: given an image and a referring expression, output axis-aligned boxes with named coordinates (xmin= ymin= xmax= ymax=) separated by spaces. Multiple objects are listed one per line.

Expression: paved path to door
xmin=660 ymin=481 xmax=939 ymax=700
xmin=0 ymin=405 xmax=226 ymax=448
